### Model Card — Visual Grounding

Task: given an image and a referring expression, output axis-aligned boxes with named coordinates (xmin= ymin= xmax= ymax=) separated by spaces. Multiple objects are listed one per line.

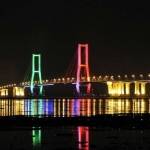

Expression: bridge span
xmin=0 ymin=77 xmax=150 ymax=98
xmin=1 ymin=43 xmax=150 ymax=98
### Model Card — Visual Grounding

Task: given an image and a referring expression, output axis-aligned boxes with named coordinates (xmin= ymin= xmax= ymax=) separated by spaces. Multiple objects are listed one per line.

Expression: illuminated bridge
xmin=0 ymin=43 xmax=150 ymax=98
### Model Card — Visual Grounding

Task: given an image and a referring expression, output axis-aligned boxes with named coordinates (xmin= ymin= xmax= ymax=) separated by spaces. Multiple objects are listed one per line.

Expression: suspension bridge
xmin=0 ymin=43 xmax=150 ymax=98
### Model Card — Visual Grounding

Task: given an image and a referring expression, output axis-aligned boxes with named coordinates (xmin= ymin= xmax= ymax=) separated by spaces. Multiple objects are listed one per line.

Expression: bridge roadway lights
xmin=30 ymin=54 xmax=43 ymax=96
xmin=76 ymin=44 xmax=91 ymax=94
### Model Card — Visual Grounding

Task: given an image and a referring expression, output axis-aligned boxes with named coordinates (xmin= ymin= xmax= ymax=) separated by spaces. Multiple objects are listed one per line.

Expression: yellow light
xmin=118 ymin=75 xmax=121 ymax=79
xmin=106 ymin=99 xmax=114 ymax=114
xmin=132 ymin=74 xmax=135 ymax=78
xmin=125 ymin=82 xmax=130 ymax=95
xmin=110 ymin=76 xmax=114 ymax=80
xmin=135 ymin=82 xmax=140 ymax=95
xmin=92 ymin=76 xmax=96 ymax=80
xmin=140 ymin=74 xmax=143 ymax=78
xmin=0 ymin=89 xmax=8 ymax=96
xmin=98 ymin=76 xmax=102 ymax=79
xmin=54 ymin=99 xmax=56 ymax=117
xmin=13 ymin=87 xmax=25 ymax=97
xmin=141 ymin=99 xmax=146 ymax=113
xmin=58 ymin=99 xmax=61 ymax=117
xmin=107 ymin=81 xmax=126 ymax=96
xmin=107 ymin=81 xmax=113 ymax=95
xmin=141 ymin=83 xmax=146 ymax=95
xmin=67 ymin=100 xmax=70 ymax=117
xmin=125 ymin=75 xmax=128 ymax=78
xmin=62 ymin=99 xmax=65 ymax=117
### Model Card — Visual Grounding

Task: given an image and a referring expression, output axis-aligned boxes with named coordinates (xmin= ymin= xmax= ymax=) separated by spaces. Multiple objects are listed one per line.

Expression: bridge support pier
xmin=134 ymin=81 xmax=146 ymax=96
xmin=107 ymin=81 xmax=130 ymax=96
xmin=124 ymin=82 xmax=130 ymax=95
xmin=0 ymin=89 xmax=8 ymax=97
xmin=0 ymin=87 xmax=25 ymax=98
xmin=13 ymin=87 xmax=25 ymax=97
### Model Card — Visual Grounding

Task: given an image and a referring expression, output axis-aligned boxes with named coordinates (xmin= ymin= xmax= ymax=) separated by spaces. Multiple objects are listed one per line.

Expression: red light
xmin=76 ymin=44 xmax=91 ymax=93
xmin=78 ymin=126 xmax=89 ymax=150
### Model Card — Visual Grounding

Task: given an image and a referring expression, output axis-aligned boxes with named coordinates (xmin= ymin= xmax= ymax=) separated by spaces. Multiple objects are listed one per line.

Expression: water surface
xmin=0 ymin=99 xmax=149 ymax=117
xmin=0 ymin=99 xmax=150 ymax=150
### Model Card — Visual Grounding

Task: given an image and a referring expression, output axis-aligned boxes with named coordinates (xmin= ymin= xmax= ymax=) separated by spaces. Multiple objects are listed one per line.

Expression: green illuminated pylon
xmin=30 ymin=54 xmax=43 ymax=95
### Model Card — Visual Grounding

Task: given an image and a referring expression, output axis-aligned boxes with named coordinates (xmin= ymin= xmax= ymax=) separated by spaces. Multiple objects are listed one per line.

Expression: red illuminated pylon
xmin=76 ymin=44 xmax=91 ymax=93
xmin=77 ymin=44 xmax=90 ymax=83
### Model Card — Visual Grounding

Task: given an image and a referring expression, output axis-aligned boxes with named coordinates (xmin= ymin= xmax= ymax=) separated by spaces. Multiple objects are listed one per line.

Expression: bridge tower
xmin=30 ymin=54 xmax=43 ymax=95
xmin=76 ymin=44 xmax=91 ymax=94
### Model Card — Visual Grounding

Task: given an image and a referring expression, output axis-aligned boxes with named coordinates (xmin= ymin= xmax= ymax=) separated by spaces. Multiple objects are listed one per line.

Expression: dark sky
xmin=0 ymin=0 xmax=150 ymax=84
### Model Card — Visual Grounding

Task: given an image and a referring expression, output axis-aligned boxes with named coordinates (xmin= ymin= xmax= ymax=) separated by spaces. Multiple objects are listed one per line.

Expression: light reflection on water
xmin=31 ymin=126 xmax=89 ymax=150
xmin=78 ymin=126 xmax=89 ymax=150
xmin=32 ymin=127 xmax=41 ymax=149
xmin=1 ymin=99 xmax=150 ymax=150
xmin=0 ymin=99 xmax=150 ymax=117
xmin=1 ymin=124 xmax=150 ymax=150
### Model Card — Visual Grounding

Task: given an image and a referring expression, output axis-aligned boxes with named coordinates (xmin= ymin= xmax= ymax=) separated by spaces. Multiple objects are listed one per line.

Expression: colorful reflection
xmin=0 ymin=99 xmax=150 ymax=117
xmin=78 ymin=126 xmax=89 ymax=150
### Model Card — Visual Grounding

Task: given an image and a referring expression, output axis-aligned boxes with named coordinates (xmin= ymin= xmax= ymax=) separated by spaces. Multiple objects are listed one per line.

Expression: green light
xmin=30 ymin=54 xmax=43 ymax=95
xmin=31 ymin=100 xmax=38 ymax=117
xmin=38 ymin=99 xmax=43 ymax=118
xmin=32 ymin=127 xmax=41 ymax=147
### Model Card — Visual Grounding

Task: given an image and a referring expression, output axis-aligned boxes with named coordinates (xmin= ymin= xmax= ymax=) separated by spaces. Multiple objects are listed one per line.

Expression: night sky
xmin=0 ymin=0 xmax=150 ymax=84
